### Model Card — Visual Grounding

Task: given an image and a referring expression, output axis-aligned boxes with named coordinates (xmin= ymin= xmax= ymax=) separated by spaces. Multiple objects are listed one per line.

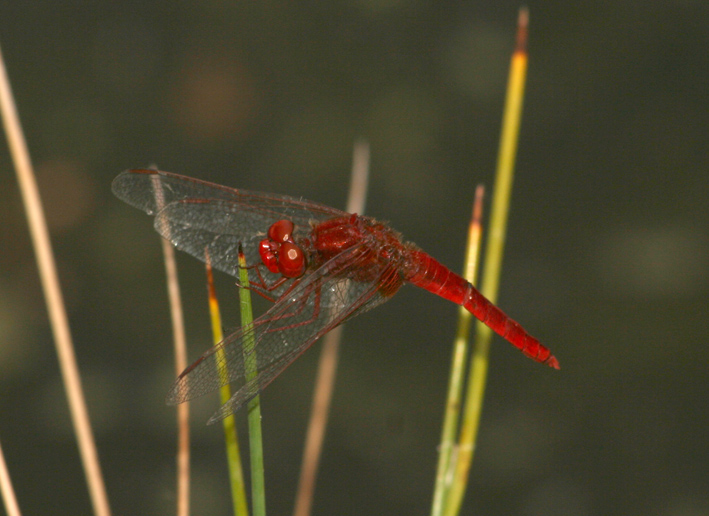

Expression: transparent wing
xmin=165 ymin=244 xmax=404 ymax=424
xmin=112 ymin=168 xmax=346 ymax=225
xmin=153 ymin=199 xmax=311 ymax=291
xmin=113 ymin=168 xmax=349 ymax=291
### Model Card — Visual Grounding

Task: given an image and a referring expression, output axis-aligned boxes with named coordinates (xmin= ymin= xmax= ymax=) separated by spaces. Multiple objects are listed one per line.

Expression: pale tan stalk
xmin=293 ymin=139 xmax=370 ymax=516
xmin=160 ymin=235 xmax=191 ymax=516
xmin=149 ymin=172 xmax=192 ymax=516
xmin=0 ymin=42 xmax=111 ymax=516
xmin=0 ymin=438 xmax=22 ymax=516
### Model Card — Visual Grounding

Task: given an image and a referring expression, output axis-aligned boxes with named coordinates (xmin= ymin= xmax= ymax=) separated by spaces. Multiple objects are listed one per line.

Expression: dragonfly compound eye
xmin=278 ymin=242 xmax=305 ymax=278
xmin=268 ymin=219 xmax=295 ymax=243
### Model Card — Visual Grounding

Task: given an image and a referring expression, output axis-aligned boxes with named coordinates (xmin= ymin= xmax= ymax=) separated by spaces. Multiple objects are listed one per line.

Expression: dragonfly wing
xmin=165 ymin=244 xmax=404 ymax=423
xmin=112 ymin=168 xmax=347 ymax=226
xmin=152 ymin=199 xmax=308 ymax=289
xmin=210 ymin=266 xmax=403 ymax=424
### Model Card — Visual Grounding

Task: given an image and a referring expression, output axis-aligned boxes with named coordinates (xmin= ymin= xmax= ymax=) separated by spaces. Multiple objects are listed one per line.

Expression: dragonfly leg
xmin=236 ymin=263 xmax=293 ymax=302
xmin=263 ymin=283 xmax=322 ymax=334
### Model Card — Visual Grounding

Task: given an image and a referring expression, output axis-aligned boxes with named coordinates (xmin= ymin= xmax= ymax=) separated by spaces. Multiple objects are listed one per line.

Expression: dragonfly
xmin=112 ymin=169 xmax=559 ymax=423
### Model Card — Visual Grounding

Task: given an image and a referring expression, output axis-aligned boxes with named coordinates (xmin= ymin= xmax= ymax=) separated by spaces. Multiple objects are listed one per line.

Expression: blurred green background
xmin=0 ymin=2 xmax=707 ymax=515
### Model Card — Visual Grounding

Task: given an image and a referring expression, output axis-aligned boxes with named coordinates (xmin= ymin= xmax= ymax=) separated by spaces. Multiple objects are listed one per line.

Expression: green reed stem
xmin=238 ymin=246 xmax=266 ymax=516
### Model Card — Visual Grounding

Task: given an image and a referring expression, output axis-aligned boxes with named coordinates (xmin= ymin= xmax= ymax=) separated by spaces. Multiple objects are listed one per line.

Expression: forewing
xmin=112 ymin=168 xmax=346 ymax=226
xmin=153 ymin=199 xmax=310 ymax=288
xmin=165 ymin=244 xmax=404 ymax=423
xmin=113 ymin=168 xmax=348 ymax=287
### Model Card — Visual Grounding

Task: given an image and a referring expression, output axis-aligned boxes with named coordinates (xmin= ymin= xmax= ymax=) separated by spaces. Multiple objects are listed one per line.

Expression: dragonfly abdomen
xmin=404 ymin=249 xmax=559 ymax=369
xmin=463 ymin=288 xmax=559 ymax=369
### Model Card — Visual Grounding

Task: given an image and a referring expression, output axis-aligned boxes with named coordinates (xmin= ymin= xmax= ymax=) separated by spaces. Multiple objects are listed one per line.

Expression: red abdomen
xmin=404 ymin=249 xmax=559 ymax=369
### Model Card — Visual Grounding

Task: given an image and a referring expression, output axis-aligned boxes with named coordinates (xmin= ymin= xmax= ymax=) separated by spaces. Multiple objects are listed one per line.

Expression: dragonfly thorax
xmin=311 ymin=214 xmax=408 ymax=273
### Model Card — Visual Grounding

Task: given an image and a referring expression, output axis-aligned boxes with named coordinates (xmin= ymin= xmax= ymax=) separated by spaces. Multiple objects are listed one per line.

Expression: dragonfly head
xmin=259 ymin=219 xmax=306 ymax=278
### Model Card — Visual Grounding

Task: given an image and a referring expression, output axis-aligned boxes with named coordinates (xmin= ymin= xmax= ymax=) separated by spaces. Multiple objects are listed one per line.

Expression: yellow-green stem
xmin=430 ymin=186 xmax=484 ymax=516
xmin=206 ymin=258 xmax=249 ymax=516
xmin=443 ymin=8 xmax=529 ymax=516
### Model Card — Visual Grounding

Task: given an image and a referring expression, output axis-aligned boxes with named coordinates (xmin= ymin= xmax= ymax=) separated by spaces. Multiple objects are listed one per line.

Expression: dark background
xmin=0 ymin=2 xmax=707 ymax=515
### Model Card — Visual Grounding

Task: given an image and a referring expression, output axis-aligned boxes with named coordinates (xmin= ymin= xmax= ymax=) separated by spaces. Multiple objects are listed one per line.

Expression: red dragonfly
xmin=112 ymin=169 xmax=559 ymax=423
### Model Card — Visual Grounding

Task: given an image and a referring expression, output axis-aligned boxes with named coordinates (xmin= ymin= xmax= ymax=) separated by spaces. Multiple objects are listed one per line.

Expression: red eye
xmin=278 ymin=242 xmax=305 ymax=278
xmin=268 ymin=220 xmax=294 ymax=243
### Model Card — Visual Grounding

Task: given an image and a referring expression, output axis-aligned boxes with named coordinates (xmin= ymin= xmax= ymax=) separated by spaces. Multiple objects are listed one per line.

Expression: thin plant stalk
xmin=238 ymin=247 xmax=266 ymax=516
xmin=0 ymin=42 xmax=111 ymax=516
xmin=160 ymin=237 xmax=191 ymax=516
xmin=152 ymin=173 xmax=191 ymax=516
xmin=430 ymin=185 xmax=485 ymax=516
xmin=293 ymin=139 xmax=370 ymax=516
xmin=0 ymin=438 xmax=21 ymax=516
xmin=443 ymin=8 xmax=530 ymax=516
xmin=205 ymin=255 xmax=250 ymax=516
